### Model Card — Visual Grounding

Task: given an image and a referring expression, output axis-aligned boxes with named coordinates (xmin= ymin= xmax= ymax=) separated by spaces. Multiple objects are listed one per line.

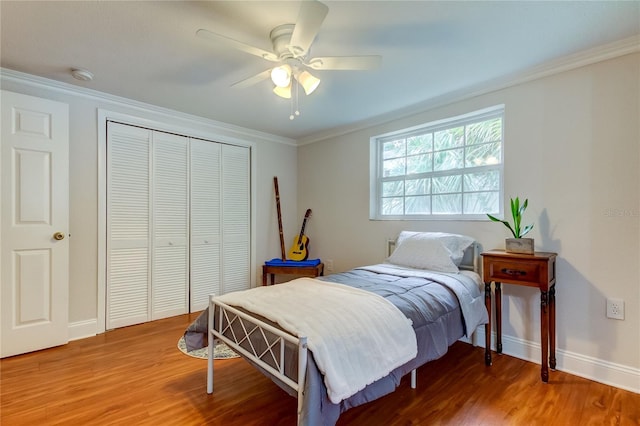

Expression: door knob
xmin=53 ymin=232 xmax=65 ymax=240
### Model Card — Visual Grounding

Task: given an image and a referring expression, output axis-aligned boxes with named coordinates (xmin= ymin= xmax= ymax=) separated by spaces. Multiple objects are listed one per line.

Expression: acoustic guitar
xmin=288 ymin=209 xmax=312 ymax=261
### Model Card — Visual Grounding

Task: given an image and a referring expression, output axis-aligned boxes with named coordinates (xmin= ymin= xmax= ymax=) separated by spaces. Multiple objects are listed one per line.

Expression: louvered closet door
xmin=106 ymin=123 xmax=151 ymax=329
xmin=221 ymin=144 xmax=251 ymax=293
xmin=152 ymin=132 xmax=189 ymax=319
xmin=190 ymin=139 xmax=221 ymax=311
xmin=107 ymin=122 xmax=250 ymax=325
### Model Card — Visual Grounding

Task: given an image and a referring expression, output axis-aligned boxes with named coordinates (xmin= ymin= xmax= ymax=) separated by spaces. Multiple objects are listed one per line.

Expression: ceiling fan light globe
xmin=273 ymin=83 xmax=292 ymax=99
xmin=271 ymin=65 xmax=292 ymax=87
xmin=297 ymin=70 xmax=320 ymax=95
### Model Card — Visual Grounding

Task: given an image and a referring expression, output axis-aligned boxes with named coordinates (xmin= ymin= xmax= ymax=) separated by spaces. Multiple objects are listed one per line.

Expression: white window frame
xmin=369 ymin=105 xmax=504 ymax=220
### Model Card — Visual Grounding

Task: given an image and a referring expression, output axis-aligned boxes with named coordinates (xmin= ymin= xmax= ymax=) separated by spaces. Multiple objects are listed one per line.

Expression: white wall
xmin=298 ymin=53 xmax=640 ymax=390
xmin=1 ymin=71 xmax=299 ymax=326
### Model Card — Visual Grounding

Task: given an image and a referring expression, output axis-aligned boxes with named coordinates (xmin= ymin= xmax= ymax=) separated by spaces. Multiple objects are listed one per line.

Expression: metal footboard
xmin=207 ymin=295 xmax=308 ymax=424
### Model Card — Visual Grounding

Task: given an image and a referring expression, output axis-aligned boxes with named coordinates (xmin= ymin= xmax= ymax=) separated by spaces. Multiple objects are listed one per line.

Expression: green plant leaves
xmin=487 ymin=197 xmax=533 ymax=238
xmin=487 ymin=213 xmax=517 ymax=238
xmin=520 ymin=223 xmax=534 ymax=237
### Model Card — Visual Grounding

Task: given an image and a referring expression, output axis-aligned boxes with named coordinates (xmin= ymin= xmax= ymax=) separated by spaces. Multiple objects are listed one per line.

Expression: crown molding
xmin=0 ymin=68 xmax=297 ymax=147
xmin=297 ymin=35 xmax=640 ymax=146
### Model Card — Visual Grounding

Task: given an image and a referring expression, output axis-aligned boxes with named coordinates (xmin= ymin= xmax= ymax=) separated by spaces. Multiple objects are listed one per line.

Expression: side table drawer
xmin=486 ymin=258 xmax=541 ymax=286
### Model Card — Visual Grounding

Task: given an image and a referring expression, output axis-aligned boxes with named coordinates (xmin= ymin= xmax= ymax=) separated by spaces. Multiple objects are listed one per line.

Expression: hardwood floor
xmin=1 ymin=313 xmax=638 ymax=425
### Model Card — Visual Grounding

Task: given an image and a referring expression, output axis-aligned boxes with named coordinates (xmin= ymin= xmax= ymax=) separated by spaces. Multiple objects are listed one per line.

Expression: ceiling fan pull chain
xmin=295 ymin=82 xmax=300 ymax=118
xmin=289 ymin=86 xmax=295 ymax=120
xmin=289 ymin=81 xmax=301 ymax=120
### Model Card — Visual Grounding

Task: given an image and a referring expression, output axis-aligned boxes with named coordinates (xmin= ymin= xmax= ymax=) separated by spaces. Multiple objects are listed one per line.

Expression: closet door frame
xmin=97 ymin=109 xmax=257 ymax=334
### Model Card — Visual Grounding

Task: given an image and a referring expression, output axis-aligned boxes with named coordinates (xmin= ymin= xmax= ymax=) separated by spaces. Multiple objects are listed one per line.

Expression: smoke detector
xmin=71 ymin=68 xmax=94 ymax=81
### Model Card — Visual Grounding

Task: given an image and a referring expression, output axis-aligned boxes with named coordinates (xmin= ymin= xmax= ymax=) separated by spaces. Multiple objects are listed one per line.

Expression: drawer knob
xmin=501 ymin=268 xmax=526 ymax=276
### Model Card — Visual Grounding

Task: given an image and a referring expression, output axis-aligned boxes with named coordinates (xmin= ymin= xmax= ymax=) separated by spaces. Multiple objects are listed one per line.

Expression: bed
xmin=184 ymin=232 xmax=490 ymax=425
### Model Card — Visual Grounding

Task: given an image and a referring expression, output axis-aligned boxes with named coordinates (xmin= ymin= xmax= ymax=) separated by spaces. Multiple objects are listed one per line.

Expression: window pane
xmin=382 ymin=180 xmax=404 ymax=196
xmin=381 ymin=197 xmax=403 ymax=215
xmin=406 ymin=196 xmax=430 ymax=214
xmin=383 ymin=158 xmax=405 ymax=177
xmin=432 ymin=194 xmax=461 ymax=214
xmin=383 ymin=139 xmax=405 ymax=159
xmin=464 ymin=191 xmax=499 ymax=214
xmin=405 ymin=178 xmax=430 ymax=195
xmin=433 ymin=175 xmax=461 ymax=194
xmin=465 ymin=142 xmax=501 ymax=167
xmin=467 ymin=118 xmax=502 ymax=145
xmin=373 ymin=107 xmax=503 ymax=219
xmin=407 ymin=134 xmax=432 ymax=154
xmin=406 ymin=153 xmax=432 ymax=174
xmin=434 ymin=126 xmax=464 ymax=150
xmin=434 ymin=148 xmax=463 ymax=171
xmin=464 ymin=170 xmax=500 ymax=191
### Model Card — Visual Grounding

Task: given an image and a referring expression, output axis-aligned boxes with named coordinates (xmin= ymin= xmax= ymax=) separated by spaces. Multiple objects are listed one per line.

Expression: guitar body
xmin=288 ymin=209 xmax=312 ymax=261
xmin=288 ymin=235 xmax=309 ymax=261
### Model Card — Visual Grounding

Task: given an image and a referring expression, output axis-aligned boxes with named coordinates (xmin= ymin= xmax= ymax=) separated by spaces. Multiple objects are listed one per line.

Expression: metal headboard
xmin=386 ymin=239 xmax=480 ymax=273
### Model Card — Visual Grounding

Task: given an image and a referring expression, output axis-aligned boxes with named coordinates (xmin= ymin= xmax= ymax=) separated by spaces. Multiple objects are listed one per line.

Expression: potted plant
xmin=487 ymin=197 xmax=534 ymax=254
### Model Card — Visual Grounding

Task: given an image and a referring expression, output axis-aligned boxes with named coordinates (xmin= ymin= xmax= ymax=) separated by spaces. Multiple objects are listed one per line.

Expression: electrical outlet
xmin=606 ymin=298 xmax=624 ymax=320
xmin=325 ymin=259 xmax=334 ymax=273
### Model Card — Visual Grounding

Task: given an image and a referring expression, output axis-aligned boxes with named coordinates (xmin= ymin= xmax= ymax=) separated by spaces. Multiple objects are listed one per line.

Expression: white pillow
xmin=396 ymin=231 xmax=474 ymax=266
xmin=387 ymin=234 xmax=459 ymax=273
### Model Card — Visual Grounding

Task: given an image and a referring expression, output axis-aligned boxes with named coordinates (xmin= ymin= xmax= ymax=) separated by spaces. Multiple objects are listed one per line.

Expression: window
xmin=370 ymin=106 xmax=504 ymax=220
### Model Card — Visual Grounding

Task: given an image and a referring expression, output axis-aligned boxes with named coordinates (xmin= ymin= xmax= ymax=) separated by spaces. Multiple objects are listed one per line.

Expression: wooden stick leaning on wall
xmin=273 ymin=177 xmax=287 ymax=261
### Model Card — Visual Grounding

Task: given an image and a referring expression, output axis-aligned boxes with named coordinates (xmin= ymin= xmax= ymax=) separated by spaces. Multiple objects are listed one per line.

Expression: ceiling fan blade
xmin=196 ymin=29 xmax=279 ymax=62
xmin=231 ymin=69 xmax=272 ymax=89
xmin=306 ymin=56 xmax=382 ymax=71
xmin=289 ymin=0 xmax=329 ymax=56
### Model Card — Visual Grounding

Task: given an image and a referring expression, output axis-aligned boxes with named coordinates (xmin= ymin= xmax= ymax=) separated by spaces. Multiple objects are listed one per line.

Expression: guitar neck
xmin=297 ymin=210 xmax=312 ymax=241
xmin=297 ymin=219 xmax=308 ymax=240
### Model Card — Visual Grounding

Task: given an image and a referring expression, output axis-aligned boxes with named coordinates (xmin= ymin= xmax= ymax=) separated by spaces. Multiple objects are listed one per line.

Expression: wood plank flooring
xmin=1 ymin=313 xmax=638 ymax=425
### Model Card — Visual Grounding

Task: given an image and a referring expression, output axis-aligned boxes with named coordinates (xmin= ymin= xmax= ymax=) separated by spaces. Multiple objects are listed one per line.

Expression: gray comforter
xmin=184 ymin=267 xmax=488 ymax=426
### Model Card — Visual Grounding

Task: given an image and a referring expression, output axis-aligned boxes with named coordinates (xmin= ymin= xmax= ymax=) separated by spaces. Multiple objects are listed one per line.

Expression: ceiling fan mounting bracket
xmin=270 ymin=24 xmax=305 ymax=61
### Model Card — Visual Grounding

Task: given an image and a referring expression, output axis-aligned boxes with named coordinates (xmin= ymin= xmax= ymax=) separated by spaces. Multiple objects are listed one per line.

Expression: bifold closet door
xmin=107 ymin=123 xmax=189 ymax=328
xmin=106 ymin=123 xmax=151 ymax=329
xmin=190 ymin=139 xmax=221 ymax=311
xmin=152 ymin=132 xmax=189 ymax=320
xmin=107 ymin=122 xmax=250 ymax=325
xmin=190 ymin=141 xmax=251 ymax=310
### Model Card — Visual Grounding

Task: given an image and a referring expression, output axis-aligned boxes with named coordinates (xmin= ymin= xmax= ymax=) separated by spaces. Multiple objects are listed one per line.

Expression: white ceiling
xmin=1 ymin=1 xmax=639 ymax=142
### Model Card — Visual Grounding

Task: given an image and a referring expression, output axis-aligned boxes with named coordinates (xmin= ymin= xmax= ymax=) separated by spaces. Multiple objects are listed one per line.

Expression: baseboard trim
xmin=68 ymin=319 xmax=97 ymax=341
xmin=467 ymin=327 xmax=640 ymax=394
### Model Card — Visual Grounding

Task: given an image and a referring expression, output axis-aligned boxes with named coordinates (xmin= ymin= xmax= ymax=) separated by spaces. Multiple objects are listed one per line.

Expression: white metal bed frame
xmin=207 ymin=299 xmax=308 ymax=423
xmin=206 ymin=240 xmax=480 ymax=425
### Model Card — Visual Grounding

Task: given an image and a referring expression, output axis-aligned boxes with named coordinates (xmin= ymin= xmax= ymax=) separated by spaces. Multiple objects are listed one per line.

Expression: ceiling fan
xmin=196 ymin=0 xmax=382 ymax=101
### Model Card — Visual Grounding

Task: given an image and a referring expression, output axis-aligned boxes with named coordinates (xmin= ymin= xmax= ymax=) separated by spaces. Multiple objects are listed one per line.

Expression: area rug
xmin=177 ymin=336 xmax=240 ymax=360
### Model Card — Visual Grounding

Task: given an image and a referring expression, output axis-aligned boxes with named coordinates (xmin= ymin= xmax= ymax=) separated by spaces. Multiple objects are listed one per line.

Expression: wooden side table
xmin=262 ymin=263 xmax=325 ymax=286
xmin=481 ymin=250 xmax=557 ymax=382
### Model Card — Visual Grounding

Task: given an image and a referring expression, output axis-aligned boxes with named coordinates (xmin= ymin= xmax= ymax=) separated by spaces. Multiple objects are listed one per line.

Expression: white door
xmin=151 ymin=131 xmax=189 ymax=319
xmin=106 ymin=124 xmax=190 ymax=327
xmin=221 ymin=144 xmax=251 ymax=294
xmin=106 ymin=122 xmax=151 ymax=329
xmin=1 ymin=91 xmax=69 ymax=358
xmin=190 ymin=139 xmax=221 ymax=311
